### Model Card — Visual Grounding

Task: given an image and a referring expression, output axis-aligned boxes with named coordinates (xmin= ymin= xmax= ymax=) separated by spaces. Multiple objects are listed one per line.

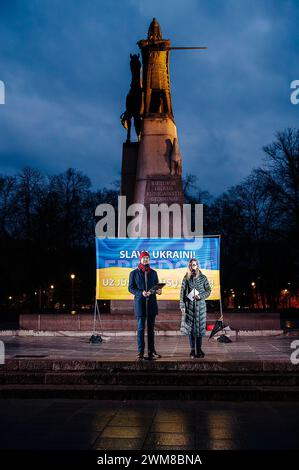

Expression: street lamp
xmin=49 ymin=285 xmax=55 ymax=308
xmin=250 ymin=281 xmax=256 ymax=308
xmin=70 ymin=274 xmax=76 ymax=310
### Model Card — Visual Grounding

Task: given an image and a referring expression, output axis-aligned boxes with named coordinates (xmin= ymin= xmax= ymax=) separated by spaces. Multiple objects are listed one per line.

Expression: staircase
xmin=1 ymin=359 xmax=298 ymax=400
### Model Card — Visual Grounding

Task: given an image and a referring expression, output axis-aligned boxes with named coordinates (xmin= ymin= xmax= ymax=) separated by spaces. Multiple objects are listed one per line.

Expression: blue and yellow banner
xmin=96 ymin=237 xmax=221 ymax=300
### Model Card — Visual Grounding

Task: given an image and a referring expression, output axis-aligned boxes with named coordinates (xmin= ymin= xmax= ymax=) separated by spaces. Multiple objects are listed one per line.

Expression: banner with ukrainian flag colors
xmin=96 ymin=236 xmax=221 ymax=300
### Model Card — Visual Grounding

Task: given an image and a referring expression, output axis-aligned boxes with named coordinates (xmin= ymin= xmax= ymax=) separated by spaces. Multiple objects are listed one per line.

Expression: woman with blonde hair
xmin=180 ymin=258 xmax=211 ymax=358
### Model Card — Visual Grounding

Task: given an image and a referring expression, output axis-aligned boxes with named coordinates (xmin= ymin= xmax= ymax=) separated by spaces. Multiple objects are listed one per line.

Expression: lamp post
xmin=282 ymin=288 xmax=290 ymax=308
xmin=49 ymin=285 xmax=54 ymax=308
xmin=38 ymin=288 xmax=42 ymax=310
xmin=70 ymin=274 xmax=76 ymax=310
xmin=251 ymin=281 xmax=256 ymax=308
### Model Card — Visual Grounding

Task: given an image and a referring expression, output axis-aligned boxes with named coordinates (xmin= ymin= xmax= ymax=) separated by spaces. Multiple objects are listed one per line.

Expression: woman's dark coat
xmin=180 ymin=272 xmax=211 ymax=337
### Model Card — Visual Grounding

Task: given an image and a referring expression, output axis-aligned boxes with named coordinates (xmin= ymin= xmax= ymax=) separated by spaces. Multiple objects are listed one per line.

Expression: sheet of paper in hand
xmin=187 ymin=288 xmax=200 ymax=301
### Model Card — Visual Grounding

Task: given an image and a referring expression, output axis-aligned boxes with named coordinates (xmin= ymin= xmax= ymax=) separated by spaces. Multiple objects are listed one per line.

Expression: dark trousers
xmin=188 ymin=334 xmax=202 ymax=353
xmin=137 ymin=315 xmax=156 ymax=353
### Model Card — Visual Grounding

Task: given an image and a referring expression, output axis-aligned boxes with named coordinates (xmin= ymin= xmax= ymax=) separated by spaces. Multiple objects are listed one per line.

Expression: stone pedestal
xmin=133 ymin=117 xmax=184 ymax=237
xmin=111 ymin=299 xmax=134 ymax=313
xmin=134 ymin=117 xmax=182 ymax=202
xmin=111 ymin=299 xmax=179 ymax=313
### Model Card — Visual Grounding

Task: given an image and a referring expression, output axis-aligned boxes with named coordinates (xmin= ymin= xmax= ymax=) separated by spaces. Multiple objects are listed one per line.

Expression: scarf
xmin=138 ymin=263 xmax=150 ymax=273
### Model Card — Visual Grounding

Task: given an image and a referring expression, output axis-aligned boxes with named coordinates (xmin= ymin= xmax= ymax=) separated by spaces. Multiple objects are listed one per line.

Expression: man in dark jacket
xmin=128 ymin=251 xmax=162 ymax=360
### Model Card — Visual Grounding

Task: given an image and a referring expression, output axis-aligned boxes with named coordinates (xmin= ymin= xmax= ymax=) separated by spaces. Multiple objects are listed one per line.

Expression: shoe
xmin=147 ymin=352 xmax=156 ymax=360
xmin=136 ymin=352 xmax=144 ymax=360
xmin=196 ymin=349 xmax=205 ymax=358
xmin=189 ymin=350 xmax=196 ymax=359
xmin=151 ymin=350 xmax=162 ymax=359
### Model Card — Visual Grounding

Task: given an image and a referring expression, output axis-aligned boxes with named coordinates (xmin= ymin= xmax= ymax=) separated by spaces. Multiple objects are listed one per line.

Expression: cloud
xmin=0 ymin=0 xmax=298 ymax=194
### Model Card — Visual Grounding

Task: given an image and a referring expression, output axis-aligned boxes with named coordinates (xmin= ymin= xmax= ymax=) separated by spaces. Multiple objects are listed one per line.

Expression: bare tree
xmin=263 ymin=128 xmax=299 ymax=235
xmin=16 ymin=167 xmax=46 ymax=240
xmin=0 ymin=175 xmax=18 ymax=238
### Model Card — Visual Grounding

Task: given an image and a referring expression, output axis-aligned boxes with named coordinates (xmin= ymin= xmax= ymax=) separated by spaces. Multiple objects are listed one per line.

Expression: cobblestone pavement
xmin=0 ymin=399 xmax=299 ymax=450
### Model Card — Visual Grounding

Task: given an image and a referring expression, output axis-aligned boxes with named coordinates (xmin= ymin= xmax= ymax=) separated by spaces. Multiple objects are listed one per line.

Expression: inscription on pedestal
xmin=145 ymin=176 xmax=184 ymax=205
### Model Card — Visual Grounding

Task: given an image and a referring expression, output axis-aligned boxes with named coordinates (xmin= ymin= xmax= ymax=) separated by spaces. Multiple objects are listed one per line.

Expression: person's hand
xmin=181 ymin=307 xmax=186 ymax=315
xmin=143 ymin=290 xmax=150 ymax=297
xmin=156 ymin=288 xmax=162 ymax=295
xmin=195 ymin=295 xmax=201 ymax=300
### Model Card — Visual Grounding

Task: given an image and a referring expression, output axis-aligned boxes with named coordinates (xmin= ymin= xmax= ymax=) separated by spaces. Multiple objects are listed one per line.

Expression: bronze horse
xmin=120 ymin=54 xmax=143 ymax=142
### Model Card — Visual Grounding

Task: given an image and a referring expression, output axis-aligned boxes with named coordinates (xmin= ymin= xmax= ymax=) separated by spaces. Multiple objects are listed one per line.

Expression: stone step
xmin=2 ymin=359 xmax=297 ymax=400
xmin=0 ymin=383 xmax=298 ymax=400
xmin=1 ymin=371 xmax=299 ymax=386
xmin=2 ymin=359 xmax=297 ymax=372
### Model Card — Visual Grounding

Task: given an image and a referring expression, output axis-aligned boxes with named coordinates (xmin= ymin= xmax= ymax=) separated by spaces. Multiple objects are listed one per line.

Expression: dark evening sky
xmin=0 ymin=0 xmax=298 ymax=195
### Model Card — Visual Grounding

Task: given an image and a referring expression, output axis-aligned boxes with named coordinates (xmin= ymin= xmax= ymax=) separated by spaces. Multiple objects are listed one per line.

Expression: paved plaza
xmin=0 ymin=333 xmax=296 ymax=362
xmin=0 ymin=398 xmax=299 ymax=450
xmin=1 ymin=334 xmax=298 ymax=450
